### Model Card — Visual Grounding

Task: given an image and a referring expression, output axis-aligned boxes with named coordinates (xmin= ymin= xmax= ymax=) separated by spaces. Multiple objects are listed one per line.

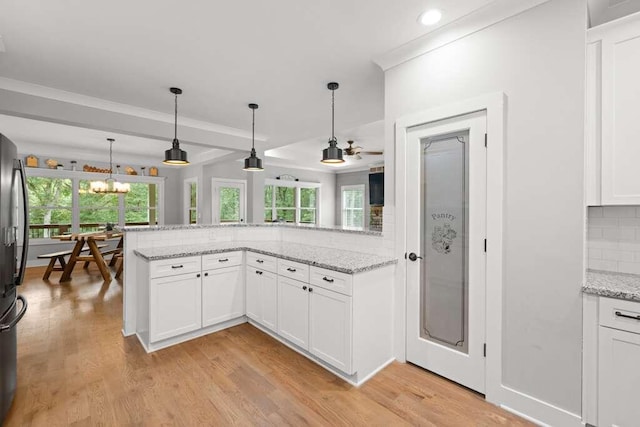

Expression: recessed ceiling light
xmin=419 ymin=9 xmax=442 ymax=26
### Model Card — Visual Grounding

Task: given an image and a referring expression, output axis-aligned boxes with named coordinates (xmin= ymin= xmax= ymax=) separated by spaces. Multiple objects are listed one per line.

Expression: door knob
xmin=408 ymin=252 xmax=423 ymax=262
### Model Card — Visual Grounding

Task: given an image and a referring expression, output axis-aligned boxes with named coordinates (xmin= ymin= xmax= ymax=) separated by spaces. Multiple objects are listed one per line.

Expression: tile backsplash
xmin=588 ymin=206 xmax=640 ymax=274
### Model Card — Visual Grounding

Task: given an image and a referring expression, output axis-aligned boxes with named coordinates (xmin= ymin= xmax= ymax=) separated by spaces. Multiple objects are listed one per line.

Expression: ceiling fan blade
xmin=360 ymin=151 xmax=384 ymax=155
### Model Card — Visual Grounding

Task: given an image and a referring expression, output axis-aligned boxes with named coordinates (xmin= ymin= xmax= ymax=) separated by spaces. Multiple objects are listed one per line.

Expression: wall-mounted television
xmin=369 ymin=173 xmax=384 ymax=206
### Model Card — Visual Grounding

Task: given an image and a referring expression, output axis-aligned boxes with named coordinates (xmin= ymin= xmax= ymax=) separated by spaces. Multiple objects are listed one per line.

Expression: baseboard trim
xmin=499 ymin=385 xmax=583 ymax=427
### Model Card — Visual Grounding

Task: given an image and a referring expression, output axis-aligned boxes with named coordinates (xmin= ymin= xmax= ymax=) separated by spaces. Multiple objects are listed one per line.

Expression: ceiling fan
xmin=344 ymin=140 xmax=384 ymax=160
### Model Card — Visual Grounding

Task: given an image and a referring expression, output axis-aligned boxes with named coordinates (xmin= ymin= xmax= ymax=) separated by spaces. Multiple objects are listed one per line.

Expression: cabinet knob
xmin=303 ymin=286 xmax=307 ymax=291
xmin=204 ymin=272 xmax=209 ymax=277
xmin=309 ymin=287 xmax=313 ymax=292
xmin=196 ymin=274 xmax=201 ymax=278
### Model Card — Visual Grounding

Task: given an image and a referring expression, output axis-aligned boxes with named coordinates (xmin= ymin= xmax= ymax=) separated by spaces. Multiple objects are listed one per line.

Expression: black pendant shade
xmin=244 ymin=103 xmax=264 ymax=171
xmin=321 ymin=82 xmax=345 ymax=164
xmin=163 ymin=87 xmax=189 ymax=165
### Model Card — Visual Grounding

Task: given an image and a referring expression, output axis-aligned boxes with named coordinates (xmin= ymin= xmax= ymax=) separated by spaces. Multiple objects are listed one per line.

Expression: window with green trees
xmin=26 ymin=170 xmax=162 ymax=239
xmin=264 ymin=181 xmax=319 ymax=224
xmin=27 ymin=176 xmax=72 ymax=238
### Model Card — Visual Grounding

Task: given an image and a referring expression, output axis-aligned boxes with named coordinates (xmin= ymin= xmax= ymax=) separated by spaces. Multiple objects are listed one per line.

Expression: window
xmin=26 ymin=169 xmax=163 ymax=241
xmin=264 ymin=180 xmax=320 ymax=224
xmin=188 ymin=182 xmax=197 ymax=224
xmin=342 ymin=185 xmax=365 ymax=230
xmin=27 ymin=176 xmax=72 ymax=238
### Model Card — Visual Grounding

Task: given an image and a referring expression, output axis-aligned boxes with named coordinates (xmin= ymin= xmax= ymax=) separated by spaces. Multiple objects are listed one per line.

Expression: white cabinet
xmin=149 ymin=271 xmax=202 ymax=342
xmin=587 ymin=15 xmax=640 ymax=205
xmin=245 ymin=265 xmax=277 ymax=331
xmin=309 ymin=285 xmax=353 ymax=375
xmin=277 ymin=276 xmax=309 ymax=349
xmin=598 ymin=326 xmax=640 ymax=427
xmin=202 ymin=265 xmax=244 ymax=327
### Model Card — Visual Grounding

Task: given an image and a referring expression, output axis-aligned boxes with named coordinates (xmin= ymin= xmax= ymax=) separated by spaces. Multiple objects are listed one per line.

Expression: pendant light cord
xmin=252 ymin=107 xmax=255 ymax=150
xmin=174 ymin=93 xmax=178 ymax=142
xmin=331 ymin=88 xmax=335 ymax=142
xmin=108 ymin=138 xmax=114 ymax=179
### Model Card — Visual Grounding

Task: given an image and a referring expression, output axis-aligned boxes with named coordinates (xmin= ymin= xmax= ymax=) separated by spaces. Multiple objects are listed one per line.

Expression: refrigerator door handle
xmin=14 ymin=159 xmax=29 ymax=287
xmin=0 ymin=295 xmax=27 ymax=333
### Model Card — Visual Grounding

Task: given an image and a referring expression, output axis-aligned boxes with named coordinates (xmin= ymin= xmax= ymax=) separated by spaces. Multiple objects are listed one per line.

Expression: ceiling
xmin=0 ymin=0 xmax=496 ymax=162
xmin=588 ymin=0 xmax=640 ymax=27
xmin=266 ymin=120 xmax=384 ymax=172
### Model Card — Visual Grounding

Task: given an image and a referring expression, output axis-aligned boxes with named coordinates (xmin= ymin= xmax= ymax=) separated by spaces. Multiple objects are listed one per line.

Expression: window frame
xmin=264 ymin=178 xmax=321 ymax=225
xmin=26 ymin=167 xmax=165 ymax=245
xmin=184 ymin=177 xmax=198 ymax=224
xmin=341 ymin=184 xmax=365 ymax=230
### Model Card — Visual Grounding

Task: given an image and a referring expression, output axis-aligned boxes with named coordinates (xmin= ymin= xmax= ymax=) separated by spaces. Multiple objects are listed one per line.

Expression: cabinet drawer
xmin=246 ymin=251 xmax=277 ymax=273
xmin=278 ymin=258 xmax=310 ymax=282
xmin=150 ymin=256 xmax=201 ymax=279
xmin=599 ymin=297 xmax=640 ymax=334
xmin=310 ymin=267 xmax=352 ymax=296
xmin=202 ymin=251 xmax=243 ymax=270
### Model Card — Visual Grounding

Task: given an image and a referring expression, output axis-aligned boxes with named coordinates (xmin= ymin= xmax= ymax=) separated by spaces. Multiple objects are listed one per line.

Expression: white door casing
xmin=405 ymin=111 xmax=487 ymax=393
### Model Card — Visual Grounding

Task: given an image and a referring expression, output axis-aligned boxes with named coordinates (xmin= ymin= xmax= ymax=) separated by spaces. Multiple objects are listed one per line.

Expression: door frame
xmin=395 ymin=92 xmax=505 ymax=404
xmin=211 ymin=178 xmax=247 ymax=224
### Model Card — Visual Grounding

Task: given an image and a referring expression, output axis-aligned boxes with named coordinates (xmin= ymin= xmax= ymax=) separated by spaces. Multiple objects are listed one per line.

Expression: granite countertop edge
xmin=582 ymin=269 xmax=640 ymax=302
xmin=133 ymin=246 xmax=397 ymax=275
xmin=121 ymin=223 xmax=383 ymax=237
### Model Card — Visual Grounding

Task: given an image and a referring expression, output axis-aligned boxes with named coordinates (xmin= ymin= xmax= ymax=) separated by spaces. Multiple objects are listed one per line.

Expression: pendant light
xmin=321 ymin=82 xmax=345 ymax=164
xmin=243 ymin=103 xmax=263 ymax=171
xmin=163 ymin=87 xmax=189 ymax=165
xmin=90 ymin=138 xmax=131 ymax=194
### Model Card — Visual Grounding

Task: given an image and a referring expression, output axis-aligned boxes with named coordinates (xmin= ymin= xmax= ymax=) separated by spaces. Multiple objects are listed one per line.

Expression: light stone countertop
xmin=133 ymin=241 xmax=397 ymax=274
xmin=582 ymin=269 xmax=640 ymax=302
xmin=121 ymin=222 xmax=382 ymax=236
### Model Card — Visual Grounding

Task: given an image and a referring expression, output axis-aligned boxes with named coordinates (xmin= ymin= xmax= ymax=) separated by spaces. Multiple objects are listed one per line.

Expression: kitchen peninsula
xmin=122 ymin=223 xmax=396 ymax=385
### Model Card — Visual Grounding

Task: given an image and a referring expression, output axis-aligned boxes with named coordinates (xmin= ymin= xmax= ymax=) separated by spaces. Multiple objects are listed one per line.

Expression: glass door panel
xmin=421 ymin=132 xmax=469 ymax=354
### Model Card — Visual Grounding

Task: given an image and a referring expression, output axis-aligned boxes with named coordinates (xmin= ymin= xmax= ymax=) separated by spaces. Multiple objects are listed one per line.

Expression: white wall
xmin=385 ymin=0 xmax=585 ymax=417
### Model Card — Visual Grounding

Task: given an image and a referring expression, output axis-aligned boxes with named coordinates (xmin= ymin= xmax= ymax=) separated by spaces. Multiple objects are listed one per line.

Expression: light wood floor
xmin=4 ymin=266 xmax=532 ymax=426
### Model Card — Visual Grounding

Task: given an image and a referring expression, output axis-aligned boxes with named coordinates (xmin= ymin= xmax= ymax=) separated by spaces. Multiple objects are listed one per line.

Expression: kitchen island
xmin=122 ymin=224 xmax=396 ymax=386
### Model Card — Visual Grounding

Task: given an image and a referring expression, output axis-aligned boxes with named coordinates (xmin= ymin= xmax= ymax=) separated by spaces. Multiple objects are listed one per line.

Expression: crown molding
xmin=0 ymin=76 xmax=268 ymax=141
xmin=373 ymin=0 xmax=552 ymax=71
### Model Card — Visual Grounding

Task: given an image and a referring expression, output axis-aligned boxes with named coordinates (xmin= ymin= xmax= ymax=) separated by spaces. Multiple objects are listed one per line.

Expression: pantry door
xmin=405 ymin=111 xmax=487 ymax=393
xmin=211 ymin=179 xmax=246 ymax=224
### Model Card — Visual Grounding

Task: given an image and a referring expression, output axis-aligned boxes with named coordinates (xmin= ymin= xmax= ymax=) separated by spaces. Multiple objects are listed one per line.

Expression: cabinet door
xmin=202 ymin=266 xmax=244 ymax=327
xmin=309 ymin=286 xmax=353 ymax=374
xmin=150 ymin=272 xmax=202 ymax=342
xmin=246 ymin=266 xmax=261 ymax=322
xmin=277 ymin=276 xmax=309 ymax=349
xmin=260 ymin=270 xmax=278 ymax=332
xmin=600 ymin=22 xmax=640 ymax=204
xmin=598 ymin=326 xmax=640 ymax=427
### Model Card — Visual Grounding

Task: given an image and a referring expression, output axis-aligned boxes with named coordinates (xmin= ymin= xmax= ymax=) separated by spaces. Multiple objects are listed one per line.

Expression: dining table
xmin=53 ymin=231 xmax=123 ymax=283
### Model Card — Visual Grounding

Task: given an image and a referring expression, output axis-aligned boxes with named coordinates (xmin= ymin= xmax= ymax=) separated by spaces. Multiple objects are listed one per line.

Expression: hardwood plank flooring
xmin=4 ymin=266 xmax=532 ymax=426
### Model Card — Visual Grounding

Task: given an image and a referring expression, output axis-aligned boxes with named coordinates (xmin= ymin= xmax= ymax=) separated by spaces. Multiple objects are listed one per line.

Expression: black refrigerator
xmin=0 ymin=134 xmax=28 ymax=423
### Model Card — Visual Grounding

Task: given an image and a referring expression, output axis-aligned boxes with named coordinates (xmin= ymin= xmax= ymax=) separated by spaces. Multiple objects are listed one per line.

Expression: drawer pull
xmin=256 ymin=270 xmax=263 ymax=275
xmin=322 ymin=277 xmax=334 ymax=283
xmin=171 ymin=265 xmax=184 ymax=269
xmin=218 ymin=258 xmax=229 ymax=262
xmin=615 ymin=311 xmax=640 ymax=321
xmin=287 ymin=268 xmax=297 ymax=272
xmin=256 ymin=259 xmax=264 ymax=264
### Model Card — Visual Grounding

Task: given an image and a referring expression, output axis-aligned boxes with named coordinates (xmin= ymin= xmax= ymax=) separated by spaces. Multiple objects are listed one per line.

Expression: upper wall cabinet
xmin=587 ymin=14 xmax=640 ymax=205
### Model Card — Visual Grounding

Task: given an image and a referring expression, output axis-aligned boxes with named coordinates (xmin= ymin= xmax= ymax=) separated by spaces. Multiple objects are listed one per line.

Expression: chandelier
xmin=90 ymin=138 xmax=130 ymax=194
